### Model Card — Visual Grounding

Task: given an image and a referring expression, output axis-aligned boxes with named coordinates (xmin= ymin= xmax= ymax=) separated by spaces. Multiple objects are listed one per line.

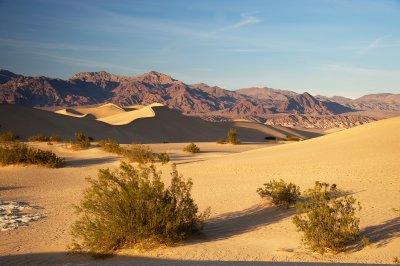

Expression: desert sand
xmin=0 ymin=110 xmax=399 ymax=265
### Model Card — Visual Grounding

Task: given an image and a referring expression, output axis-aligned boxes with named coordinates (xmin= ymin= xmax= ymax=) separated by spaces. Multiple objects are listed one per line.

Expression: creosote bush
xmin=292 ymin=181 xmax=361 ymax=254
xmin=157 ymin=152 xmax=170 ymax=164
xmin=69 ymin=162 xmax=209 ymax=256
xmin=0 ymin=131 xmax=19 ymax=142
xmin=123 ymin=144 xmax=155 ymax=163
xmin=183 ymin=143 xmax=200 ymax=153
xmin=227 ymin=128 xmax=239 ymax=145
xmin=66 ymin=132 xmax=91 ymax=150
xmin=0 ymin=142 xmax=65 ymax=168
xmin=98 ymin=139 xmax=122 ymax=154
xmin=285 ymin=136 xmax=301 ymax=142
xmin=98 ymin=140 xmax=158 ymax=164
xmin=28 ymin=134 xmax=62 ymax=142
xmin=257 ymin=179 xmax=300 ymax=208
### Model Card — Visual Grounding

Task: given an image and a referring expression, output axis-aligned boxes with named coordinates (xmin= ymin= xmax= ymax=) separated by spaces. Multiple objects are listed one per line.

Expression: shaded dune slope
xmin=0 ymin=104 xmax=323 ymax=143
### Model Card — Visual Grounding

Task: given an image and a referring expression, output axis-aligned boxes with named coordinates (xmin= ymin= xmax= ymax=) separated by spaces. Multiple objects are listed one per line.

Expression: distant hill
xmin=0 ymin=69 xmax=399 ymax=128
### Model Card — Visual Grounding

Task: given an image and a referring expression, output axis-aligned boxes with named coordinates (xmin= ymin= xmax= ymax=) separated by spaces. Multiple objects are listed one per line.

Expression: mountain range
xmin=0 ymin=69 xmax=399 ymax=128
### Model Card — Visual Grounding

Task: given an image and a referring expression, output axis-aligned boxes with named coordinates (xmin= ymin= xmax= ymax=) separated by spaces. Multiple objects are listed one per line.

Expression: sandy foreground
xmin=0 ymin=117 xmax=400 ymax=265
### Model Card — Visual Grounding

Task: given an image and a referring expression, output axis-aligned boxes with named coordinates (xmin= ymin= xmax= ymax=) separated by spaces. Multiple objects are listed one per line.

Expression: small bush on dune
xmin=122 ymin=144 xmax=155 ymax=163
xmin=0 ymin=142 xmax=65 ymax=168
xmin=292 ymin=181 xmax=361 ymax=254
xmin=0 ymin=131 xmax=19 ymax=142
xmin=257 ymin=179 xmax=300 ymax=208
xmin=28 ymin=134 xmax=62 ymax=142
xmin=69 ymin=162 xmax=208 ymax=256
xmin=157 ymin=152 xmax=170 ymax=164
xmin=264 ymin=136 xmax=277 ymax=141
xmin=183 ymin=143 xmax=200 ymax=153
xmin=66 ymin=132 xmax=91 ymax=150
xmin=227 ymin=128 xmax=239 ymax=145
xmin=98 ymin=139 xmax=122 ymax=154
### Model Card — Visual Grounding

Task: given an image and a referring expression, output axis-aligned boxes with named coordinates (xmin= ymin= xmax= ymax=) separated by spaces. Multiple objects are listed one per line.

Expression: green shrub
xmin=122 ymin=144 xmax=155 ymax=163
xmin=69 ymin=162 xmax=209 ymax=256
xmin=75 ymin=132 xmax=87 ymax=142
xmin=50 ymin=135 xmax=61 ymax=142
xmin=0 ymin=142 xmax=65 ymax=168
xmin=157 ymin=152 xmax=170 ymax=164
xmin=65 ymin=132 xmax=91 ymax=150
xmin=0 ymin=131 xmax=19 ymax=142
xmin=183 ymin=143 xmax=200 ymax=153
xmin=29 ymin=134 xmax=62 ymax=142
xmin=257 ymin=179 xmax=300 ymax=208
xmin=227 ymin=128 xmax=239 ymax=144
xmin=216 ymin=139 xmax=226 ymax=144
xmin=292 ymin=181 xmax=361 ymax=254
xmin=98 ymin=139 xmax=122 ymax=154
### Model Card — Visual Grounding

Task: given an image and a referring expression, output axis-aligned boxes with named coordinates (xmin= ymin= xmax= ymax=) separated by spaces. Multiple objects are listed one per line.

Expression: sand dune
xmin=55 ymin=103 xmax=126 ymax=119
xmin=0 ymin=104 xmax=323 ymax=143
xmin=0 ymin=116 xmax=399 ymax=264
xmin=98 ymin=103 xmax=163 ymax=125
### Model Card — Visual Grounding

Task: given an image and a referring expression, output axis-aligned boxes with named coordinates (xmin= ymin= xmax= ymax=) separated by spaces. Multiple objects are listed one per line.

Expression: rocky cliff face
xmin=0 ymin=69 xmax=398 ymax=128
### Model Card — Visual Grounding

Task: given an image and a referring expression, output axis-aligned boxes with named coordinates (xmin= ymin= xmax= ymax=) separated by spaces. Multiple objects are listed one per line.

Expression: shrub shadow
xmin=66 ymin=156 xmax=119 ymax=167
xmin=360 ymin=216 xmax=400 ymax=247
xmin=191 ymin=204 xmax=294 ymax=243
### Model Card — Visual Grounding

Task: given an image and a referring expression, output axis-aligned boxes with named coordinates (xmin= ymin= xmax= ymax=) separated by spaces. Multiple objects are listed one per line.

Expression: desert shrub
xmin=0 ymin=142 xmax=65 ymax=168
xmin=157 ymin=152 xmax=170 ymax=164
xmin=98 ymin=139 xmax=123 ymax=154
xmin=183 ymin=143 xmax=200 ymax=153
xmin=0 ymin=131 xmax=19 ymax=142
xmin=66 ymin=132 xmax=91 ymax=150
xmin=69 ymin=162 xmax=209 ymax=256
xmin=122 ymin=144 xmax=155 ymax=163
xmin=216 ymin=138 xmax=226 ymax=144
xmin=257 ymin=179 xmax=300 ymax=208
xmin=292 ymin=181 xmax=361 ymax=254
xmin=394 ymin=257 xmax=400 ymax=264
xmin=88 ymin=136 xmax=94 ymax=142
xmin=361 ymin=236 xmax=371 ymax=247
xmin=227 ymin=128 xmax=239 ymax=144
xmin=29 ymin=134 xmax=62 ymax=142
xmin=75 ymin=132 xmax=87 ymax=142
xmin=50 ymin=135 xmax=61 ymax=142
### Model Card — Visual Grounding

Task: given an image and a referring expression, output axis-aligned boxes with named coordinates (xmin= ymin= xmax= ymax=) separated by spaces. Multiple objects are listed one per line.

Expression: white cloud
xmin=357 ymin=37 xmax=384 ymax=55
xmin=218 ymin=13 xmax=261 ymax=31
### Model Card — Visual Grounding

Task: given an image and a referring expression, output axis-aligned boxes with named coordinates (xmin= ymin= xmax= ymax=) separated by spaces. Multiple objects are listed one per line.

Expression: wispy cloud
xmin=0 ymin=38 xmax=116 ymax=52
xmin=357 ymin=37 xmax=383 ymax=55
xmin=218 ymin=13 xmax=261 ymax=31
xmin=327 ymin=63 xmax=400 ymax=77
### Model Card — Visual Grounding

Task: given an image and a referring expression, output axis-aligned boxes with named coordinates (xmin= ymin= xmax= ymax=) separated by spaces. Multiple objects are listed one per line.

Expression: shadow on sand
xmin=0 ymin=252 xmax=389 ymax=266
xmin=193 ymin=204 xmax=293 ymax=243
xmin=66 ymin=156 xmax=119 ymax=168
xmin=360 ymin=216 xmax=400 ymax=248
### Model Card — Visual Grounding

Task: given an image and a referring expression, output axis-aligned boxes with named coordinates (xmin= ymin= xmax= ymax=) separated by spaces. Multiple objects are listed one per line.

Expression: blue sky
xmin=0 ymin=0 xmax=399 ymax=97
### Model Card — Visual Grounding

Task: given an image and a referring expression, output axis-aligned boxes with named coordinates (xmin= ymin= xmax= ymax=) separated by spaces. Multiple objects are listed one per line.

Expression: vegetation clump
xmin=264 ymin=136 xmax=277 ymax=141
xmin=257 ymin=179 xmax=300 ymax=208
xmin=123 ymin=144 xmax=155 ymax=163
xmin=66 ymin=132 xmax=91 ymax=150
xmin=0 ymin=142 xmax=65 ymax=168
xmin=292 ymin=181 xmax=361 ymax=254
xmin=227 ymin=128 xmax=239 ymax=145
xmin=28 ymin=134 xmax=61 ymax=142
xmin=0 ymin=131 xmax=19 ymax=142
xmin=69 ymin=162 xmax=208 ymax=256
xmin=183 ymin=143 xmax=200 ymax=153
xmin=157 ymin=152 xmax=170 ymax=164
xmin=97 ymin=139 xmax=122 ymax=154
